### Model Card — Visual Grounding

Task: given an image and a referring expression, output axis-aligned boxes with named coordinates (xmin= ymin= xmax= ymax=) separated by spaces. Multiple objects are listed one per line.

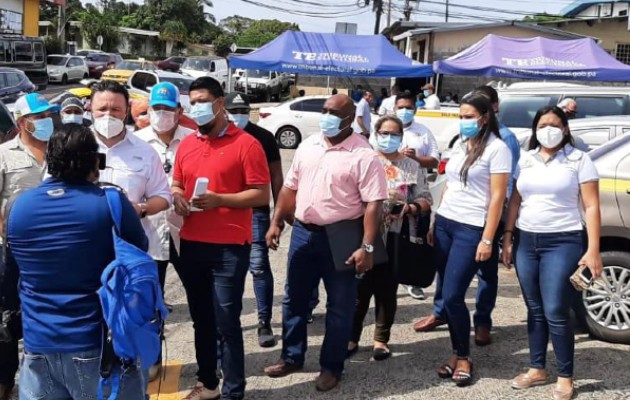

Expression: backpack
xmin=97 ymin=188 xmax=168 ymax=400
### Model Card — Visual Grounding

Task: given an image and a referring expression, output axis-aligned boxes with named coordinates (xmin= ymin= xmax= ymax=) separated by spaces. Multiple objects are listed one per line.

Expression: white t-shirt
xmin=423 ymin=94 xmax=441 ymax=110
xmin=378 ymin=95 xmax=397 ymax=116
xmin=438 ymin=135 xmax=512 ymax=227
xmin=516 ymin=145 xmax=599 ymax=233
xmin=352 ymin=98 xmax=372 ymax=134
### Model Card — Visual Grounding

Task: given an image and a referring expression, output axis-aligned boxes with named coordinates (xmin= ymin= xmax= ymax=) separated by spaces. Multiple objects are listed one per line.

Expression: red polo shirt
xmin=173 ymin=124 xmax=270 ymax=244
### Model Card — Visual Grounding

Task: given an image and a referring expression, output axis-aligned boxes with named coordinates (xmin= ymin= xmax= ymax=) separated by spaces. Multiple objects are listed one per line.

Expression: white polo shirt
xmin=96 ymin=129 xmax=173 ymax=260
xmin=516 ymin=145 xmax=599 ymax=233
xmin=352 ymin=97 xmax=372 ymax=134
xmin=423 ymin=94 xmax=441 ymax=110
xmin=378 ymin=94 xmax=396 ymax=116
xmin=134 ymin=124 xmax=194 ymax=260
xmin=438 ymin=135 xmax=512 ymax=227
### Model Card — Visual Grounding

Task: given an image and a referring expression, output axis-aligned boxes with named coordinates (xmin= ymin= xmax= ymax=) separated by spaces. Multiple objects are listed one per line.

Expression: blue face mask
xmin=396 ymin=108 xmax=415 ymax=125
xmin=228 ymin=113 xmax=249 ymax=129
xmin=62 ymin=114 xmax=83 ymax=125
xmin=423 ymin=90 xmax=431 ymax=98
xmin=189 ymin=100 xmax=216 ymax=127
xmin=460 ymin=118 xmax=481 ymax=139
xmin=28 ymin=117 xmax=54 ymax=142
xmin=319 ymin=113 xmax=347 ymax=137
xmin=376 ymin=133 xmax=402 ymax=154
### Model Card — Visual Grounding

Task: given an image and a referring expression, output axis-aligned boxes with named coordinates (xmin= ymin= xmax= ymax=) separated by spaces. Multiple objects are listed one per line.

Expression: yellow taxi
xmin=100 ymin=59 xmax=157 ymax=84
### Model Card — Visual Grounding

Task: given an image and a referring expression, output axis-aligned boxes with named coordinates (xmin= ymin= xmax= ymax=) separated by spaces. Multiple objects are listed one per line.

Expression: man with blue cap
xmin=135 ymin=82 xmax=193 ymax=381
xmin=0 ymin=93 xmax=58 ymax=399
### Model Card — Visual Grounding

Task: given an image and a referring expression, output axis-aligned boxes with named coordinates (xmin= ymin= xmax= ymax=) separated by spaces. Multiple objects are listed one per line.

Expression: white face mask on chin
xmin=94 ymin=115 xmax=125 ymax=139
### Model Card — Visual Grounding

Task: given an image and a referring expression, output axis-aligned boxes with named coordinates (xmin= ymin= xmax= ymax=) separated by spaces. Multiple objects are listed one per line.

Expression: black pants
xmin=0 ymin=247 xmax=20 ymax=388
xmin=351 ymin=262 xmax=398 ymax=344
xmin=155 ymin=237 xmax=182 ymax=295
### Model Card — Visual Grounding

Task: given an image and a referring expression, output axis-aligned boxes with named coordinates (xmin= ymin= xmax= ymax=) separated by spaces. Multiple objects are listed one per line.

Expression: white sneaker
xmin=182 ymin=382 xmax=220 ymax=400
xmin=407 ymin=286 xmax=426 ymax=300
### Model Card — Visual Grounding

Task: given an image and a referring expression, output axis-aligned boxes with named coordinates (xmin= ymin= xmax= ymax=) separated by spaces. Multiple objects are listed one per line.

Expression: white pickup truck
xmin=234 ymin=69 xmax=292 ymax=102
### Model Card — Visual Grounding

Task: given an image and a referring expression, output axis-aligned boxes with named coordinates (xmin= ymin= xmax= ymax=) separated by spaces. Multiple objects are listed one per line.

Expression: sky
xmin=211 ymin=0 xmax=578 ymax=34
xmin=81 ymin=0 xmax=581 ymax=34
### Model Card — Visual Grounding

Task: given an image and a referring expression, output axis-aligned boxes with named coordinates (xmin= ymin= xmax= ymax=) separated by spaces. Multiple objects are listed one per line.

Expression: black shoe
xmin=306 ymin=311 xmax=314 ymax=324
xmin=346 ymin=344 xmax=359 ymax=359
xmin=257 ymin=321 xmax=277 ymax=348
xmin=372 ymin=347 xmax=391 ymax=361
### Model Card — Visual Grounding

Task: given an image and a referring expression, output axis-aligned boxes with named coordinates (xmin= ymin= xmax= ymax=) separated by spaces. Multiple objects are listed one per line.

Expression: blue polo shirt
xmin=7 ymin=178 xmax=148 ymax=354
xmin=498 ymin=123 xmax=521 ymax=198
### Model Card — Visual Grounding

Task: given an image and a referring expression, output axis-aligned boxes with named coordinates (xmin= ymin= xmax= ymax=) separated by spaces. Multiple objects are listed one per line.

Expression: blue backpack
xmin=97 ymin=188 xmax=169 ymax=399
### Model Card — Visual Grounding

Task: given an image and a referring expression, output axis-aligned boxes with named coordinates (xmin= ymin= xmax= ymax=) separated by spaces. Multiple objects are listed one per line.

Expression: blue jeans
xmin=431 ymin=222 xmax=503 ymax=330
xmin=250 ymin=209 xmax=274 ymax=323
xmin=19 ymin=348 xmax=146 ymax=399
xmin=281 ymin=222 xmax=358 ymax=376
xmin=434 ymin=215 xmax=484 ymax=357
xmin=514 ymin=230 xmax=584 ymax=378
xmin=176 ymin=240 xmax=250 ymax=400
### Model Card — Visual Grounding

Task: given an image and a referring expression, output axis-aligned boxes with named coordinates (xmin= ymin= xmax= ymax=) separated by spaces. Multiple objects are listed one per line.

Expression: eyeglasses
xmin=163 ymin=158 xmax=172 ymax=174
xmin=376 ymin=130 xmax=402 ymax=136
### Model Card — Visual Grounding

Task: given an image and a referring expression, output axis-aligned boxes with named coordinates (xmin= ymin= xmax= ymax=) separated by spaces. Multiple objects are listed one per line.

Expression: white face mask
xmin=150 ymin=110 xmax=177 ymax=133
xmin=536 ymin=126 xmax=564 ymax=149
xmin=94 ymin=115 xmax=125 ymax=139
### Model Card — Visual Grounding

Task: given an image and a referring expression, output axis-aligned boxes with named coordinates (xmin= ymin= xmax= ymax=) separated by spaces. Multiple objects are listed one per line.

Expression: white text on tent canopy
xmin=501 ymin=57 xmax=586 ymax=68
xmin=292 ymin=51 xmax=370 ymax=64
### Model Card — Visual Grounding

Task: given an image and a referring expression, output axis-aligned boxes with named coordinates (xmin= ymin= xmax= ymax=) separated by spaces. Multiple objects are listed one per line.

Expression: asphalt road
xmin=6 ymin=117 xmax=629 ymax=400
xmin=39 ymin=82 xmax=83 ymax=98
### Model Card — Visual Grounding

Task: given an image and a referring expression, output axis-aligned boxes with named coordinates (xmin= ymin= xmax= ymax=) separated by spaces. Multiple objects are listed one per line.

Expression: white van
xmin=180 ymin=56 xmax=229 ymax=88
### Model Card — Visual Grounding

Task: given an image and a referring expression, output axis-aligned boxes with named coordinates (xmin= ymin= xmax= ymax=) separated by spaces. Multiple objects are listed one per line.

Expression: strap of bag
xmin=104 ymin=188 xmax=123 ymax=236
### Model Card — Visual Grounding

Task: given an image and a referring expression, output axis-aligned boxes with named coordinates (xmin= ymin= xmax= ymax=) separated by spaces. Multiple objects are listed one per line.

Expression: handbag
xmin=389 ymin=213 xmax=436 ymax=287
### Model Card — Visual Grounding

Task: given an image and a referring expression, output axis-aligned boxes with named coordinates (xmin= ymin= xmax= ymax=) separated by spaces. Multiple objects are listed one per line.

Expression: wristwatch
xmin=480 ymin=239 xmax=493 ymax=246
xmin=363 ymin=243 xmax=374 ymax=254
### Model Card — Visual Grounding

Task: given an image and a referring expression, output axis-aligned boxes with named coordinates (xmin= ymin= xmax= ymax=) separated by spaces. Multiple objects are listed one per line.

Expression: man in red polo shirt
xmin=172 ymin=77 xmax=270 ymax=400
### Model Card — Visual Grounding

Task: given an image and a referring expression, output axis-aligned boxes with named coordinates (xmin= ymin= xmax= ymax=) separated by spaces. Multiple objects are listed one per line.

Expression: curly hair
xmin=47 ymin=124 xmax=99 ymax=181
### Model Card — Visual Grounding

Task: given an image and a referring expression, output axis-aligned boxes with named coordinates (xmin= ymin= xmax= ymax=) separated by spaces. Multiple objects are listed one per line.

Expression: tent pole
xmin=245 ymin=72 xmax=248 ymax=95
xmin=227 ymin=67 xmax=232 ymax=93
xmin=327 ymin=76 xmax=330 ymax=93
xmin=435 ymin=73 xmax=441 ymax=97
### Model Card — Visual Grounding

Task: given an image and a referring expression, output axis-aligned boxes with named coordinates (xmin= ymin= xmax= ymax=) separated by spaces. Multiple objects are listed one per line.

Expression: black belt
xmin=297 ymin=220 xmax=326 ymax=232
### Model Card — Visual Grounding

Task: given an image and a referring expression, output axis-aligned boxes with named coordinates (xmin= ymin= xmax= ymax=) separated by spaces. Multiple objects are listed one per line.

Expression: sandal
xmin=437 ymin=363 xmax=455 ymax=379
xmin=452 ymin=358 xmax=474 ymax=387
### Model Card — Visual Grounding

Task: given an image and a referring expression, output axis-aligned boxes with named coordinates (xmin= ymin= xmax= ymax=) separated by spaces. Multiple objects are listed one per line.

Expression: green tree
xmin=219 ymin=15 xmax=254 ymax=35
xmin=523 ymin=13 xmax=565 ymax=22
xmin=77 ymin=3 xmax=120 ymax=52
xmin=213 ymin=33 xmax=235 ymax=57
xmin=236 ymin=19 xmax=299 ymax=48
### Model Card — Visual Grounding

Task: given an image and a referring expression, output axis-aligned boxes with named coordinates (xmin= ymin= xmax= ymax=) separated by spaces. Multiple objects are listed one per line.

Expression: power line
xmin=238 ymin=0 xmax=370 ymax=18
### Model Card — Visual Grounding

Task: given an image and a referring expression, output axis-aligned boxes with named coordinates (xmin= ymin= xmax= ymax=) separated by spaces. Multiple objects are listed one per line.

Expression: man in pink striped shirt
xmin=263 ymin=94 xmax=387 ymax=392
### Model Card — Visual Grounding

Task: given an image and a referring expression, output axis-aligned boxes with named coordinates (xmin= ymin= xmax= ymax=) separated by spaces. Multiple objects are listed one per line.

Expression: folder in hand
xmin=325 ymin=217 xmax=388 ymax=272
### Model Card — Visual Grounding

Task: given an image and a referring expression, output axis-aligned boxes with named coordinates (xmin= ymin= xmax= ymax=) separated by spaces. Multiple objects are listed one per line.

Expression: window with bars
xmin=615 ymin=43 xmax=630 ymax=65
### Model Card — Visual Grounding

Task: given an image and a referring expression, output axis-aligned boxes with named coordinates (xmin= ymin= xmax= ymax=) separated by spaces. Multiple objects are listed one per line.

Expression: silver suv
xmin=584 ymin=133 xmax=630 ymax=344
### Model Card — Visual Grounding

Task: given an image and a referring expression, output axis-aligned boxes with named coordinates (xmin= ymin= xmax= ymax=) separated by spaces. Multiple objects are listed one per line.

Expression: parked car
xmin=127 ymin=70 xmax=194 ymax=111
xmin=582 ymin=133 xmax=630 ymax=344
xmin=100 ymin=59 xmax=157 ymax=84
xmin=156 ymin=56 xmax=186 ymax=72
xmin=0 ymin=34 xmax=48 ymax=90
xmin=76 ymin=49 xmax=105 ymax=56
xmin=180 ymin=56 xmax=228 ymax=88
xmin=257 ymin=95 xmax=377 ymax=149
xmin=235 ymin=69 xmax=292 ymax=102
xmin=0 ymin=67 xmax=36 ymax=104
xmin=0 ymin=100 xmax=17 ymax=142
xmin=85 ymin=52 xmax=123 ymax=79
xmin=46 ymin=55 xmax=89 ymax=84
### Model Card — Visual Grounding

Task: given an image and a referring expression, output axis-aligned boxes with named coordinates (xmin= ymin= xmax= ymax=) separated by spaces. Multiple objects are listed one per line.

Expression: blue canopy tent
xmin=228 ymin=31 xmax=433 ymax=79
xmin=434 ymin=34 xmax=630 ymax=82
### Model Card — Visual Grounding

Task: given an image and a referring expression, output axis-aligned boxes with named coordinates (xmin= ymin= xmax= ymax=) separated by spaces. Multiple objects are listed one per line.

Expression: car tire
xmin=37 ymin=84 xmax=47 ymax=91
xmin=276 ymin=126 xmax=301 ymax=149
xmin=83 ymin=73 xmax=89 ymax=79
xmin=582 ymin=250 xmax=630 ymax=344
xmin=61 ymin=74 xmax=68 ymax=85
xmin=264 ymin=92 xmax=272 ymax=103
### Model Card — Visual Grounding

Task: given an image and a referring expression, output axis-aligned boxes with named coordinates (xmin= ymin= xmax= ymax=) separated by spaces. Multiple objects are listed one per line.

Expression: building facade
xmin=1 ymin=0 xmax=40 ymax=36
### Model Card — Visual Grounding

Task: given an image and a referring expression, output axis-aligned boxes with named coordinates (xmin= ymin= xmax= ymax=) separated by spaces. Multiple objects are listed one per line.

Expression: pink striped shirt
xmin=285 ymin=133 xmax=387 ymax=226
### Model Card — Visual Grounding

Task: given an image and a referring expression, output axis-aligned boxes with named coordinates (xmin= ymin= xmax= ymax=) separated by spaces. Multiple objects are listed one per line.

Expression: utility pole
xmin=445 ymin=0 xmax=449 ymax=22
xmin=387 ymin=0 xmax=392 ymax=28
xmin=57 ymin=2 xmax=66 ymax=53
xmin=373 ymin=0 xmax=384 ymax=34
xmin=403 ymin=0 xmax=412 ymax=21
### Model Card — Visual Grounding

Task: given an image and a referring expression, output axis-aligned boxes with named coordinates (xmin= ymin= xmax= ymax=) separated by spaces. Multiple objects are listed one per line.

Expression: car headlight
xmin=95 ymin=66 xmax=104 ymax=70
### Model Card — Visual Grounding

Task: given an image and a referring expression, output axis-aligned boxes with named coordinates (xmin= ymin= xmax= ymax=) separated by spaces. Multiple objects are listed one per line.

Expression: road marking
xmin=148 ymin=361 xmax=183 ymax=400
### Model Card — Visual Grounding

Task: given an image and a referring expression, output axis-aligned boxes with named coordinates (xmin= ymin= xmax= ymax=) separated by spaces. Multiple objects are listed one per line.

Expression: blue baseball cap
xmin=149 ymin=82 xmax=180 ymax=108
xmin=13 ymin=93 xmax=60 ymax=120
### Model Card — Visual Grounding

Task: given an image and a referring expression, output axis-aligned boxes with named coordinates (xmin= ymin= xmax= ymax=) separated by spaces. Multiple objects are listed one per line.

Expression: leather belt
xmin=297 ymin=220 xmax=325 ymax=232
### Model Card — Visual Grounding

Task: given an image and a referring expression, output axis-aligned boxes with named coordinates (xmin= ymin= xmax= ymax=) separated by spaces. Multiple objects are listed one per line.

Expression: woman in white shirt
xmin=502 ymin=106 xmax=602 ymax=400
xmin=432 ymin=93 xmax=511 ymax=386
